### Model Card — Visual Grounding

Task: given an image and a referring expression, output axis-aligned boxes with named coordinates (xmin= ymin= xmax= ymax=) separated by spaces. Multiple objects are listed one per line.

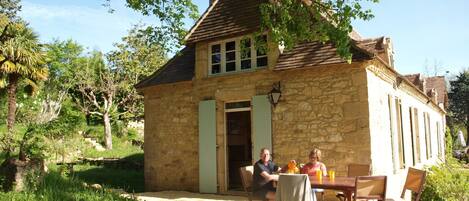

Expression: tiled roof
xmin=135 ymin=46 xmax=195 ymax=88
xmin=275 ymin=41 xmax=372 ymax=70
xmin=404 ymin=73 xmax=424 ymax=91
xmin=425 ymin=76 xmax=448 ymax=107
xmin=185 ymin=0 xmax=266 ymax=43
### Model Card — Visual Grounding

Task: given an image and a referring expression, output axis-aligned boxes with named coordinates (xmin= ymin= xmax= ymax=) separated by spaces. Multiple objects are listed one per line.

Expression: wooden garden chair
xmin=398 ymin=167 xmax=426 ymax=201
xmin=239 ymin=165 xmax=265 ymax=201
xmin=354 ymin=176 xmax=387 ymax=201
xmin=337 ymin=164 xmax=371 ymax=201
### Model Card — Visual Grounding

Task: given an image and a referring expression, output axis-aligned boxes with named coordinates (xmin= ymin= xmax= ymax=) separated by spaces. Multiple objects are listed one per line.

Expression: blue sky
xmin=20 ymin=0 xmax=468 ymax=76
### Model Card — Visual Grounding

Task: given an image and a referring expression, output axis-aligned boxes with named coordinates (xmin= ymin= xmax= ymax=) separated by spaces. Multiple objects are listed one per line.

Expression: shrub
xmin=421 ymin=159 xmax=469 ymax=201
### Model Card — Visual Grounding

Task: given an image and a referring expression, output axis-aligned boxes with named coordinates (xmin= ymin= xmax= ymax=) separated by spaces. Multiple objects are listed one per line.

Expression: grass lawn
xmin=74 ymin=162 xmax=144 ymax=193
xmin=0 ymin=169 xmax=135 ymax=201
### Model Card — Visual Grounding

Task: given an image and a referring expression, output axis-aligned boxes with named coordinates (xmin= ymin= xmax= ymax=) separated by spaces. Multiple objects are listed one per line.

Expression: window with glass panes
xmin=209 ymin=35 xmax=268 ymax=75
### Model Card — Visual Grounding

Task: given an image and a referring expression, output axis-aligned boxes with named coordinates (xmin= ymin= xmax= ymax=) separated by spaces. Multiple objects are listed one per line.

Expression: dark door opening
xmin=226 ymin=110 xmax=252 ymax=190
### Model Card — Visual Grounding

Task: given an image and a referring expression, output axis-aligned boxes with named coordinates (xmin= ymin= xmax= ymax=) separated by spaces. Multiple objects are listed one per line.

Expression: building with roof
xmin=136 ymin=0 xmax=447 ymax=199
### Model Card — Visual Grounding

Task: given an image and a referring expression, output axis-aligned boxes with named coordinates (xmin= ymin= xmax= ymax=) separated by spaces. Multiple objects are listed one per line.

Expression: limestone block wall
xmin=142 ymin=62 xmax=373 ymax=192
xmin=366 ymin=62 xmax=446 ymax=200
xmin=271 ymin=64 xmax=371 ymax=176
xmin=143 ymin=82 xmax=199 ymax=192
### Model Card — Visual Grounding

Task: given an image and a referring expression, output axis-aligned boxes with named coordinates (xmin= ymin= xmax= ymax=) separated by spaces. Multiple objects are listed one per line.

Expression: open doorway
xmin=225 ymin=101 xmax=252 ymax=190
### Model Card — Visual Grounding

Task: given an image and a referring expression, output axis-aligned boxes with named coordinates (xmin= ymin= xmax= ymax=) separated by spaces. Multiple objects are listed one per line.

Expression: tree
xmin=260 ymin=0 xmax=377 ymax=62
xmin=107 ymin=24 xmax=167 ymax=120
xmin=104 ymin=0 xmax=199 ymax=52
xmin=0 ymin=14 xmax=48 ymax=158
xmin=38 ymin=39 xmax=84 ymax=123
xmin=448 ymin=70 xmax=469 ymax=136
xmin=0 ymin=0 xmax=21 ymax=19
xmin=116 ymin=0 xmax=377 ymax=61
xmin=73 ymin=51 xmax=119 ymax=149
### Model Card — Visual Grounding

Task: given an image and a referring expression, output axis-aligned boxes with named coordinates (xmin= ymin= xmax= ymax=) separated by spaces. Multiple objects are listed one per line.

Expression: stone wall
xmin=143 ymin=82 xmax=198 ymax=191
xmin=142 ymin=61 xmax=372 ymax=192
xmin=366 ymin=61 xmax=446 ymax=200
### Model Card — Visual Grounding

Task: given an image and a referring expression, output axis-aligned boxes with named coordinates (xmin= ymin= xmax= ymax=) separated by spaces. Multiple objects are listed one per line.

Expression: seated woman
xmin=301 ymin=148 xmax=327 ymax=176
xmin=253 ymin=148 xmax=281 ymax=200
xmin=301 ymin=148 xmax=327 ymax=199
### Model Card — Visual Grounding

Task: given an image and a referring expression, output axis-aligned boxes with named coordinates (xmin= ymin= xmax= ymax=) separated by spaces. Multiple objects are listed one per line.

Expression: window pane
xmin=226 ymin=62 xmax=236 ymax=72
xmin=211 ymin=54 xmax=220 ymax=64
xmin=226 ymin=41 xmax=236 ymax=51
xmin=226 ymin=101 xmax=250 ymax=109
xmin=241 ymin=38 xmax=251 ymax=49
xmin=241 ymin=48 xmax=251 ymax=59
xmin=226 ymin=51 xmax=236 ymax=61
xmin=211 ymin=44 xmax=220 ymax=53
xmin=212 ymin=64 xmax=220 ymax=74
xmin=257 ymin=57 xmax=267 ymax=67
xmin=256 ymin=35 xmax=267 ymax=56
xmin=241 ymin=60 xmax=251 ymax=69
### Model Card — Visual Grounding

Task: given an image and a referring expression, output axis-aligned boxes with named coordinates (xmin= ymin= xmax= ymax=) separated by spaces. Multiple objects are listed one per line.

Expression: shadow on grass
xmin=74 ymin=154 xmax=144 ymax=193
xmin=0 ymin=171 xmax=133 ymax=201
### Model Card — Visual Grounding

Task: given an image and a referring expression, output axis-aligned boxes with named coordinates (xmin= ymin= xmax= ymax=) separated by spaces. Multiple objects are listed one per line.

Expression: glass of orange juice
xmin=328 ymin=170 xmax=335 ymax=180
xmin=316 ymin=170 xmax=322 ymax=180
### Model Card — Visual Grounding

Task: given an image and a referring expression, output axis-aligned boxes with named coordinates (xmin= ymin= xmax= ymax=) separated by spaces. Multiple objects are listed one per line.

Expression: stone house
xmin=135 ymin=0 xmax=447 ymax=199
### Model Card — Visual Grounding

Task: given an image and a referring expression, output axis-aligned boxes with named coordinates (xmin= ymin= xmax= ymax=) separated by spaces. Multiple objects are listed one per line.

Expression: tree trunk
xmin=103 ymin=112 xmax=112 ymax=149
xmin=5 ymin=74 xmax=19 ymax=154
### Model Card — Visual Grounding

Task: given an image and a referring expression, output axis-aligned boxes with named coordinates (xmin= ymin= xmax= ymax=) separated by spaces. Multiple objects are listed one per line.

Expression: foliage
xmin=260 ymin=0 xmax=378 ymax=62
xmin=71 ymin=51 xmax=118 ymax=149
xmin=0 ymin=0 xmax=21 ymax=19
xmin=107 ymin=24 xmax=167 ymax=120
xmin=0 ymin=170 xmax=136 ymax=201
xmin=105 ymin=0 xmax=198 ymax=52
xmin=36 ymin=39 xmax=85 ymax=123
xmin=445 ymin=127 xmax=453 ymax=158
xmin=421 ymin=158 xmax=469 ymax=201
xmin=0 ymin=13 xmax=48 ymax=156
xmin=448 ymin=69 xmax=469 ymax=136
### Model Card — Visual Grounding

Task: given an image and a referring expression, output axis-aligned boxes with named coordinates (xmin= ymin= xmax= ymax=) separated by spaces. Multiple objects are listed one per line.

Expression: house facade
xmin=136 ymin=0 xmax=447 ymax=199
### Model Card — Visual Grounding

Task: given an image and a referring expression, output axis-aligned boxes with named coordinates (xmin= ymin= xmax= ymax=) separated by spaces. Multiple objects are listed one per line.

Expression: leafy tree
xmin=0 ymin=0 xmax=21 ymax=19
xmin=260 ymin=0 xmax=377 ymax=62
xmin=0 ymin=14 xmax=48 ymax=157
xmin=115 ymin=0 xmax=377 ymax=61
xmin=38 ymin=39 xmax=84 ymax=123
xmin=107 ymin=24 xmax=167 ymax=120
xmin=104 ymin=0 xmax=199 ymax=52
xmin=448 ymin=70 xmax=469 ymax=136
xmin=73 ymin=51 xmax=120 ymax=149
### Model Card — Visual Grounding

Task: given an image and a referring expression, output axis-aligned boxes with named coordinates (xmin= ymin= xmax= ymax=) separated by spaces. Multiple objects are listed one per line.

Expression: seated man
xmin=253 ymin=148 xmax=281 ymax=200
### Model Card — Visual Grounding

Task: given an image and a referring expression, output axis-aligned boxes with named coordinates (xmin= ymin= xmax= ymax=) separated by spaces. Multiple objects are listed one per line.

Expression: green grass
xmin=83 ymin=135 xmax=143 ymax=159
xmin=0 ymin=169 xmax=136 ymax=201
xmin=74 ymin=162 xmax=144 ymax=193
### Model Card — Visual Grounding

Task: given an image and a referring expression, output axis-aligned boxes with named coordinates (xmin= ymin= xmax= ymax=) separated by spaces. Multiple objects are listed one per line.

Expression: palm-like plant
xmin=0 ymin=16 xmax=48 ymax=158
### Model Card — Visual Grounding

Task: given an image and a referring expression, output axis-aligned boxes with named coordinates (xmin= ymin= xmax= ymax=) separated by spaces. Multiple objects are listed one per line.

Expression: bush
xmin=421 ymin=159 xmax=469 ymax=201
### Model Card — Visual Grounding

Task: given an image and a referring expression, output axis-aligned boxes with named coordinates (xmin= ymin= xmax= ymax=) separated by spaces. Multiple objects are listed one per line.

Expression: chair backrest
xmin=239 ymin=166 xmax=254 ymax=192
xmin=355 ymin=176 xmax=387 ymax=201
xmin=276 ymin=174 xmax=312 ymax=201
xmin=347 ymin=164 xmax=371 ymax=177
xmin=401 ymin=167 xmax=426 ymax=201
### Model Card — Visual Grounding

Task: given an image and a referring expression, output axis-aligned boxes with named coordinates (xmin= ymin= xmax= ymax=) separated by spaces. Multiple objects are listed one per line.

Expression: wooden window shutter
xmin=252 ymin=95 xmax=272 ymax=161
xmin=198 ymin=100 xmax=217 ymax=193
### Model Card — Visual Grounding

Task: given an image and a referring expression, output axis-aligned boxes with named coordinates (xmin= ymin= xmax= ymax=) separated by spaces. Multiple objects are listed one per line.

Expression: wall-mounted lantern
xmin=268 ymin=82 xmax=282 ymax=107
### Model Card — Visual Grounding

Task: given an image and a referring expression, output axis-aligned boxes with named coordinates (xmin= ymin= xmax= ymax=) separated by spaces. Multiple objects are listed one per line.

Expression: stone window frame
xmin=208 ymin=35 xmax=268 ymax=75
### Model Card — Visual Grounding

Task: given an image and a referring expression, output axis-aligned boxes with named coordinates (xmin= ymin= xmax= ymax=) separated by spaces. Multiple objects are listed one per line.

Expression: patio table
xmin=309 ymin=176 xmax=356 ymax=201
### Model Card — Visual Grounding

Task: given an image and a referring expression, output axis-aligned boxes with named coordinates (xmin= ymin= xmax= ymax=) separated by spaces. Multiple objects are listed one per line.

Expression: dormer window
xmin=209 ymin=35 xmax=268 ymax=75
